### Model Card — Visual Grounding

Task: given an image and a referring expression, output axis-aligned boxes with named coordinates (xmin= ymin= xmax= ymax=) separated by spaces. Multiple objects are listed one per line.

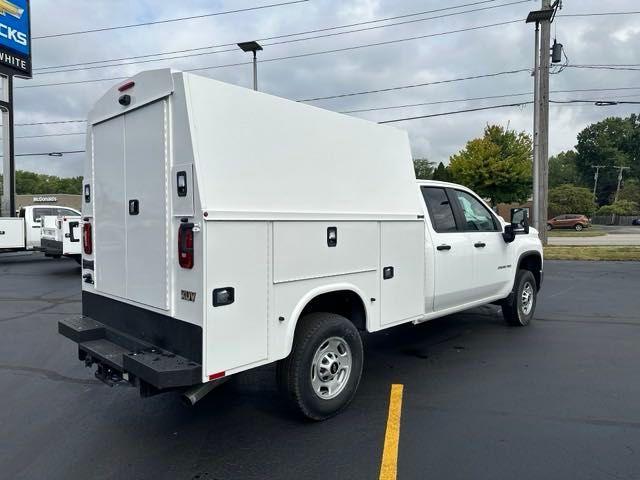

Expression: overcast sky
xmin=7 ymin=0 xmax=640 ymax=177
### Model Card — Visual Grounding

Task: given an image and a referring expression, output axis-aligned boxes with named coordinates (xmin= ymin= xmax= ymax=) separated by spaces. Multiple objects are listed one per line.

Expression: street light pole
xmin=237 ymin=41 xmax=263 ymax=91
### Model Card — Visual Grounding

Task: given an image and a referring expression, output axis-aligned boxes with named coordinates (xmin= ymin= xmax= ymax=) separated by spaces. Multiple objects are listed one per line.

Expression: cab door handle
xmin=437 ymin=244 xmax=451 ymax=251
xmin=474 ymin=242 xmax=486 ymax=248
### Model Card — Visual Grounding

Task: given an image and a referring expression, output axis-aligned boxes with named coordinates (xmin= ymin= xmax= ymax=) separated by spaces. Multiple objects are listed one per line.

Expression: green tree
xmin=549 ymin=150 xmax=581 ymax=188
xmin=618 ymin=178 xmax=640 ymax=205
xmin=574 ymin=115 xmax=640 ymax=205
xmin=432 ymin=161 xmax=451 ymax=182
xmin=548 ymin=184 xmax=597 ymax=217
xmin=1 ymin=171 xmax=83 ymax=195
xmin=448 ymin=124 xmax=532 ymax=206
xmin=413 ymin=158 xmax=434 ymax=180
xmin=597 ymin=200 xmax=639 ymax=216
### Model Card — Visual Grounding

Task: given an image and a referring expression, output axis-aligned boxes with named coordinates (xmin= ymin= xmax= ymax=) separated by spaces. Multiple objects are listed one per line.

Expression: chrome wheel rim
xmin=521 ymin=282 xmax=534 ymax=315
xmin=310 ymin=337 xmax=352 ymax=400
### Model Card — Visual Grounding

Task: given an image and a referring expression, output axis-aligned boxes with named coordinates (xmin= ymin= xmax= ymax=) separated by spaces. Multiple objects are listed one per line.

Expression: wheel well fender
xmin=283 ymin=284 xmax=369 ymax=358
xmin=517 ymin=251 xmax=543 ymax=290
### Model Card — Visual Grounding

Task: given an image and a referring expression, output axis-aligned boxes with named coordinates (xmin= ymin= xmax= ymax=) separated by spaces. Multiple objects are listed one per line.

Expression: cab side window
xmin=421 ymin=187 xmax=458 ymax=233
xmin=452 ymin=190 xmax=498 ymax=232
xmin=57 ymin=208 xmax=78 ymax=217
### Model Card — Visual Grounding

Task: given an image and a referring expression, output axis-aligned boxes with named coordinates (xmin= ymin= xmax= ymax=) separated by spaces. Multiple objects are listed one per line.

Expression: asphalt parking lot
xmin=1 ymin=254 xmax=639 ymax=480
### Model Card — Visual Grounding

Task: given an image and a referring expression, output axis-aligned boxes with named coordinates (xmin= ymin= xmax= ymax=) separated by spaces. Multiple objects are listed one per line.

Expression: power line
xmin=3 ymin=132 xmax=85 ymax=139
xmin=34 ymin=0 xmax=532 ymax=75
xmin=377 ymin=98 xmax=640 ymax=123
xmin=565 ymin=65 xmax=640 ymax=72
xmin=340 ymin=88 xmax=640 ymax=113
xmin=0 ymin=150 xmax=86 ymax=157
xmin=558 ymin=10 xmax=640 ymax=18
xmin=13 ymin=86 xmax=640 ymax=130
xmin=18 ymin=21 xmax=526 ymax=90
xmin=14 ymin=119 xmax=86 ymax=127
xmin=378 ymin=102 xmax=533 ymax=123
xmin=297 ymin=68 xmax=530 ymax=102
xmin=32 ymin=0 xmax=310 ymax=40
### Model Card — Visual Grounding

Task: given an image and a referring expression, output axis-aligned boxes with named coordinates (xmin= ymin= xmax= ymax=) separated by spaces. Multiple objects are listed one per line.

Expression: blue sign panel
xmin=0 ymin=0 xmax=30 ymax=76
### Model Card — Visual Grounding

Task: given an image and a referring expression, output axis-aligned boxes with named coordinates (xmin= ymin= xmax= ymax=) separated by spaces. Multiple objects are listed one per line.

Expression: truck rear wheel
xmin=277 ymin=312 xmax=363 ymax=421
xmin=502 ymin=269 xmax=537 ymax=326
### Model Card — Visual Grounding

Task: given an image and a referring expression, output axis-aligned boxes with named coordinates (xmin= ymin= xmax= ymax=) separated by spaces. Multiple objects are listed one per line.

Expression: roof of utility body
xmin=88 ymin=69 xmax=424 ymax=221
xmin=179 ymin=71 xmax=423 ymax=221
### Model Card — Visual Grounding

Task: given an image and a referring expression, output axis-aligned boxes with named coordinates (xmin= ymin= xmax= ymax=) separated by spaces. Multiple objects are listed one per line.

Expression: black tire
xmin=546 ymin=224 xmax=552 ymax=231
xmin=574 ymin=223 xmax=583 ymax=231
xmin=502 ymin=269 xmax=537 ymax=326
xmin=276 ymin=312 xmax=363 ymax=421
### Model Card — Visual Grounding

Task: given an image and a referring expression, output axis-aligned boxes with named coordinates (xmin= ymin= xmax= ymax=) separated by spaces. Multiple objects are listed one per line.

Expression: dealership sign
xmin=0 ymin=0 xmax=30 ymax=77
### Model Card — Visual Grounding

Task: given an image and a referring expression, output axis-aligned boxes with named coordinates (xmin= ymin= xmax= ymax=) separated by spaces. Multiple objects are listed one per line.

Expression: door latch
xmin=128 ymin=199 xmax=139 ymax=215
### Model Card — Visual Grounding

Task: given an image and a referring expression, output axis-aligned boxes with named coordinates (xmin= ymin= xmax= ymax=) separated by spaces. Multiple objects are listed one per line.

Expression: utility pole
xmin=538 ymin=0 xmax=552 ymax=245
xmin=613 ymin=166 xmax=630 ymax=203
xmin=591 ymin=165 xmax=606 ymax=199
xmin=532 ymin=22 xmax=540 ymax=230
xmin=526 ymin=0 xmax=559 ymax=245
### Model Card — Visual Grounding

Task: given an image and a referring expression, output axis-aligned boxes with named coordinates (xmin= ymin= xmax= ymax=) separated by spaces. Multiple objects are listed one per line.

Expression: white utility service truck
xmin=0 ymin=205 xmax=80 ymax=253
xmin=59 ymin=69 xmax=543 ymax=420
xmin=40 ymin=214 xmax=82 ymax=262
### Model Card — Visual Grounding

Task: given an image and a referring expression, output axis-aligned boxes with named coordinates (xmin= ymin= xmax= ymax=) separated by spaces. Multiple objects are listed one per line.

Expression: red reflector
xmin=209 ymin=372 xmax=225 ymax=381
xmin=118 ymin=81 xmax=135 ymax=92
xmin=178 ymin=224 xmax=194 ymax=269
xmin=83 ymin=222 xmax=92 ymax=255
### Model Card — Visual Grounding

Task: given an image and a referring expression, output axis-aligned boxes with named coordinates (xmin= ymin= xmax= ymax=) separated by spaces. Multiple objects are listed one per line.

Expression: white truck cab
xmin=0 ymin=205 xmax=80 ymax=252
xmin=59 ymin=69 xmax=542 ymax=420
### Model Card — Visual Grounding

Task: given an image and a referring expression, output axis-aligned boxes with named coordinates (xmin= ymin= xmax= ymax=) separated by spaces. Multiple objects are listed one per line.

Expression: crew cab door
xmin=448 ymin=189 xmax=512 ymax=299
xmin=421 ymin=186 xmax=474 ymax=311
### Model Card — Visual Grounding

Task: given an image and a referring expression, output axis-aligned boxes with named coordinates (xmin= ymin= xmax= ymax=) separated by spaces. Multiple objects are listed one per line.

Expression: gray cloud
xmin=7 ymin=0 xmax=640 ymax=177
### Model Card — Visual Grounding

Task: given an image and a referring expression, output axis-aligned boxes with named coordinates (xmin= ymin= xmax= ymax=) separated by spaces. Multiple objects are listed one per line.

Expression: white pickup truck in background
xmin=41 ymin=215 xmax=82 ymax=263
xmin=59 ymin=69 xmax=543 ymax=421
xmin=0 ymin=205 xmax=81 ymax=253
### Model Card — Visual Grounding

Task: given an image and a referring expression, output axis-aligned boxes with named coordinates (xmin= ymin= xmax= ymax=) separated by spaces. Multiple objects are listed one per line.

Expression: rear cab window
xmin=421 ymin=187 xmax=458 ymax=233
xmin=33 ymin=208 xmax=55 ymax=222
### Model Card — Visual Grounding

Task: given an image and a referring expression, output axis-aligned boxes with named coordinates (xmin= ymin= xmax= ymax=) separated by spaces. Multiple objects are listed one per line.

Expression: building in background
xmin=15 ymin=194 xmax=81 ymax=213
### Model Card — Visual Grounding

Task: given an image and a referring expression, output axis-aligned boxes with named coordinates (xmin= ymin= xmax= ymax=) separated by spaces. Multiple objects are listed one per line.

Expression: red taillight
xmin=178 ymin=224 xmax=194 ymax=269
xmin=83 ymin=223 xmax=92 ymax=255
xmin=118 ymin=81 xmax=135 ymax=92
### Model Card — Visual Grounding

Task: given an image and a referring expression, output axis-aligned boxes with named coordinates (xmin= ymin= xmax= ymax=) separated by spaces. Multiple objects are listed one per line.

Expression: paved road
xmin=1 ymin=255 xmax=639 ymax=480
xmin=549 ymin=226 xmax=640 ymax=245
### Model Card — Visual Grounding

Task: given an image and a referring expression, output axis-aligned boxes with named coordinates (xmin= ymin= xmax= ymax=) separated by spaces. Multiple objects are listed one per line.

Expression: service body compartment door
xmin=94 ymin=117 xmax=127 ymax=299
xmin=93 ymin=99 xmax=169 ymax=309
xmin=0 ymin=218 xmax=25 ymax=249
xmin=204 ymin=222 xmax=269 ymax=376
xmin=380 ymin=221 xmax=425 ymax=326
xmin=124 ymin=101 xmax=169 ymax=309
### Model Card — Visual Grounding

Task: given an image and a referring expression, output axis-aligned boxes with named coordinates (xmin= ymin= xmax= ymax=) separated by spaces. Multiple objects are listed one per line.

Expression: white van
xmin=59 ymin=69 xmax=543 ymax=420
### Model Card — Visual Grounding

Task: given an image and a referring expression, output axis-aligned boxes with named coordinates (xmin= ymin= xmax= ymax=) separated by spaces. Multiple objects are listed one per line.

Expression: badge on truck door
xmin=181 ymin=290 xmax=197 ymax=302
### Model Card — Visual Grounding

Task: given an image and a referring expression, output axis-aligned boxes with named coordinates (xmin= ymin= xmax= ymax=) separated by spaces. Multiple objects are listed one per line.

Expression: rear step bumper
xmin=59 ymin=315 xmax=202 ymax=390
xmin=41 ymin=238 xmax=63 ymax=256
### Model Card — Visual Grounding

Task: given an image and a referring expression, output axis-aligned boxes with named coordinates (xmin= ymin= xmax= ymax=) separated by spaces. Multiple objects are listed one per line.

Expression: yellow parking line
xmin=379 ymin=384 xmax=404 ymax=480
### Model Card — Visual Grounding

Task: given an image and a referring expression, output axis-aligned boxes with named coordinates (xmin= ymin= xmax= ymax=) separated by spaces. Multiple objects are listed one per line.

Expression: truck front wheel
xmin=502 ymin=269 xmax=537 ymax=326
xmin=277 ymin=312 xmax=363 ymax=421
